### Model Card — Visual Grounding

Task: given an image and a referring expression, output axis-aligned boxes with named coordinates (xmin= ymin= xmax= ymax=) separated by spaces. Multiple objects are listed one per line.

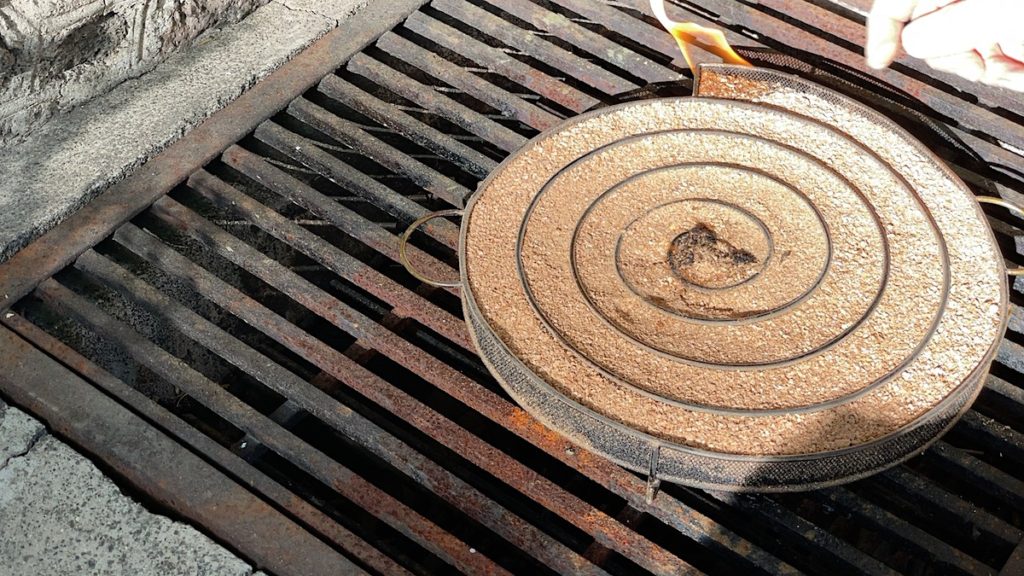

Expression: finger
xmin=979 ymin=46 xmax=1024 ymax=87
xmin=1000 ymin=41 xmax=1024 ymax=65
xmin=910 ymin=0 xmax=959 ymax=19
xmin=866 ymin=0 xmax=920 ymax=69
xmin=902 ymin=0 xmax=1024 ymax=59
xmin=925 ymin=51 xmax=986 ymax=81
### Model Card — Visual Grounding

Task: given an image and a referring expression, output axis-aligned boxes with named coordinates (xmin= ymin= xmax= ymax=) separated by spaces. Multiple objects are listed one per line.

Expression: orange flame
xmin=650 ymin=0 xmax=750 ymax=70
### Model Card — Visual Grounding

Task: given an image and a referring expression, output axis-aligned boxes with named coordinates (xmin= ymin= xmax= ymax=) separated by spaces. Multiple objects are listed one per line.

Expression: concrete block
xmin=0 ymin=404 xmax=45 ymax=469
xmin=0 ymin=0 xmax=368 ymax=261
xmin=0 ymin=0 xmax=273 ymax=145
xmin=0 ymin=435 xmax=253 ymax=575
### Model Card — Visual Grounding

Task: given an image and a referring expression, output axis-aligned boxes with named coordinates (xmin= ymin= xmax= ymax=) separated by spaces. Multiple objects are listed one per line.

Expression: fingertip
xmin=865 ymin=42 xmax=897 ymax=70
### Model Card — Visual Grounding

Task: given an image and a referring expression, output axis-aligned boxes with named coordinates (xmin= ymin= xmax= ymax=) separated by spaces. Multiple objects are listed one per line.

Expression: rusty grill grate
xmin=3 ymin=1 xmax=1024 ymax=575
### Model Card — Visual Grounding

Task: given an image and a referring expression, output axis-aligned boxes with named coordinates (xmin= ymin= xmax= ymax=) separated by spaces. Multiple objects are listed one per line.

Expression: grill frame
xmin=1 ymin=1 xmax=1023 ymax=575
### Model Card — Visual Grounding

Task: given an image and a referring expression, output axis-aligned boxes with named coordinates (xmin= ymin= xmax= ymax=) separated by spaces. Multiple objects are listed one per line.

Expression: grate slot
xmin=4 ymin=313 xmax=408 ymax=576
xmin=79 ymin=247 xmax=605 ymax=575
xmin=253 ymin=119 xmax=461 ymax=243
xmin=482 ymin=0 xmax=680 ymax=85
xmin=318 ymin=74 xmax=498 ymax=177
xmin=917 ymin=443 xmax=1024 ymax=525
xmin=32 ymin=275 xmax=502 ymax=574
xmin=433 ymin=0 xmax=637 ymax=95
xmin=951 ymin=411 xmax=1024 ymax=475
xmin=377 ymin=31 xmax=563 ymax=131
xmin=143 ymin=196 xmax=795 ymax=573
xmin=855 ymin=468 xmax=1020 ymax=562
xmin=702 ymin=492 xmax=898 ymax=576
xmin=814 ymin=487 xmax=994 ymax=575
xmin=765 ymin=0 xmax=1024 ymax=122
xmin=403 ymin=11 xmax=600 ymax=114
xmin=5 ymin=1 xmax=1024 ymax=574
xmin=677 ymin=0 xmax=1024 ymax=161
xmin=220 ymin=144 xmax=460 ymax=293
xmin=185 ymin=170 xmax=470 ymax=349
xmin=287 ymin=95 xmax=473 ymax=207
xmin=113 ymin=210 xmax=706 ymax=575
xmin=348 ymin=53 xmax=529 ymax=152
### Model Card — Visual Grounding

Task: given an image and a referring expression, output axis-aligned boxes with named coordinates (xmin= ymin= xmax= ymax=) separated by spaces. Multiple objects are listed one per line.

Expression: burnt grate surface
xmin=3 ymin=1 xmax=1024 ymax=575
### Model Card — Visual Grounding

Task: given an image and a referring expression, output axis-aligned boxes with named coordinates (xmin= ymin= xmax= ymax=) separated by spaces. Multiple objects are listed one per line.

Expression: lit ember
xmin=650 ymin=0 xmax=750 ymax=70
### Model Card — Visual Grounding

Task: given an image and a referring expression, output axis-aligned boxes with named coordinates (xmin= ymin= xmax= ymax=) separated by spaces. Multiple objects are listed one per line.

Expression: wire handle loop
xmin=399 ymin=209 xmax=464 ymax=288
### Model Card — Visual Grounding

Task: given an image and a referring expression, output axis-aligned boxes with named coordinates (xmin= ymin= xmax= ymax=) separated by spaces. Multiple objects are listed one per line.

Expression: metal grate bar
xmin=547 ymin=0 xmax=693 ymax=69
xmin=72 ymin=249 xmax=608 ymax=576
xmin=288 ymin=96 xmax=473 ymax=207
xmin=376 ymin=31 xmax=564 ymax=131
xmin=348 ymin=53 xmax=529 ymax=152
xmin=712 ymin=493 xmax=899 ymax=576
xmin=0 ymin=321 xmax=372 ymax=576
xmin=822 ymin=488 xmax=993 ymax=575
xmin=111 ymin=211 xmax=704 ymax=575
xmin=106 ymin=223 xmax=506 ymax=573
xmin=955 ymin=411 xmax=1024 ymax=466
xmin=32 ymin=276 xmax=499 ymax=575
xmin=1 ymin=312 xmax=403 ymax=575
xmin=403 ymin=12 xmax=600 ymax=113
xmin=318 ymin=74 xmax=498 ymax=178
xmin=5 ymin=1 xmax=1024 ymax=574
xmin=869 ymin=468 xmax=1021 ymax=549
xmin=252 ymin=121 xmax=461 ymax=246
xmin=431 ymin=0 xmax=638 ymax=95
xmin=481 ymin=0 xmax=681 ymax=84
xmin=186 ymin=170 xmax=471 ymax=349
xmin=925 ymin=443 xmax=1024 ymax=514
xmin=147 ymin=192 xmax=797 ymax=572
xmin=220 ymin=144 xmax=460 ymax=290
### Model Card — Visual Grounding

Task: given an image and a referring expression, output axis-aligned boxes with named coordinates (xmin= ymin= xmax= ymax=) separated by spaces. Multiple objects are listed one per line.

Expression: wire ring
xmin=977 ymin=196 xmax=1024 ymax=276
xmin=399 ymin=209 xmax=464 ymax=288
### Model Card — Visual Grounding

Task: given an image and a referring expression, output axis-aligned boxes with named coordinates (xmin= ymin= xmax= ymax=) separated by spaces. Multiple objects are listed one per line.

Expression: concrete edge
xmin=0 ymin=0 xmax=371 ymax=262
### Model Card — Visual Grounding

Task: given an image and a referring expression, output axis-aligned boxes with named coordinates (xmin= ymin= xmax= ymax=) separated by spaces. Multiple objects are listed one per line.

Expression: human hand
xmin=865 ymin=0 xmax=1024 ymax=91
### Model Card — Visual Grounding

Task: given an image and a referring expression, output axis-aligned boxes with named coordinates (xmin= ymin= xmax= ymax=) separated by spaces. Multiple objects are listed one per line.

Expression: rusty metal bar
xmin=0 ymin=324 xmax=367 ymax=576
xmin=254 ymin=120 xmax=464 ymax=239
xmin=187 ymin=170 xmax=472 ymax=350
xmin=431 ymin=0 xmax=637 ymax=95
xmin=482 ymin=0 xmax=681 ymax=84
xmin=251 ymin=121 xmax=460 ymax=240
xmin=287 ymin=95 xmax=473 ymax=206
xmin=546 ymin=0 xmax=694 ymax=70
xmin=317 ymin=74 xmax=497 ymax=178
xmin=925 ymin=443 xmax=1024 ymax=514
xmin=376 ymin=31 xmax=564 ymax=130
xmin=1003 ymin=538 xmax=1024 ymax=576
xmin=73 ymin=249 xmax=608 ymax=576
xmin=869 ymin=468 xmax=1021 ymax=549
xmin=2 ymin=312 xmax=410 ymax=576
xmin=0 ymin=0 xmax=430 ymax=310
xmin=954 ymin=411 xmax=1024 ymax=467
xmin=719 ymin=493 xmax=898 ymax=576
xmin=823 ymin=487 xmax=993 ymax=575
xmin=347 ymin=53 xmax=528 ymax=152
xmin=33 ymin=277 xmax=505 ymax=576
xmin=143 ymin=197 xmax=796 ymax=574
xmin=220 ymin=144 xmax=461 ymax=296
xmin=110 ymin=219 xmax=702 ymax=575
xmin=402 ymin=12 xmax=600 ymax=114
